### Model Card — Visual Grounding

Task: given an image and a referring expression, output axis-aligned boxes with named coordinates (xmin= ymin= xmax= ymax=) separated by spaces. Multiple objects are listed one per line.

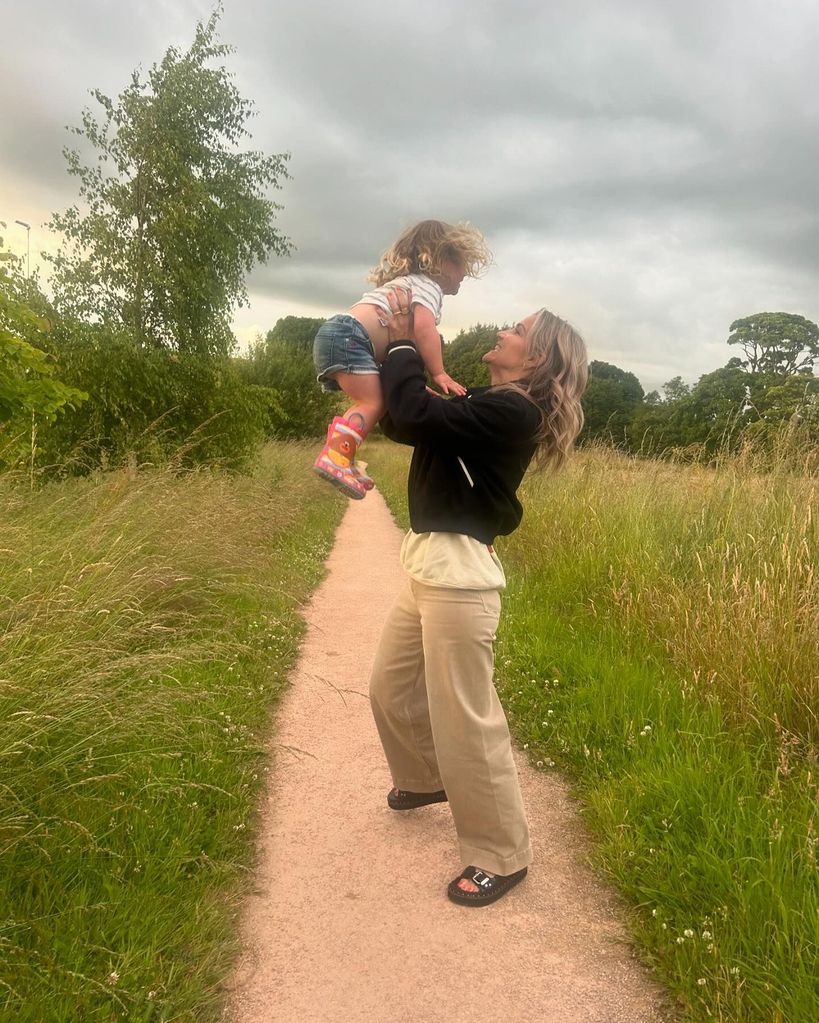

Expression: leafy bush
xmin=34 ymin=322 xmax=271 ymax=474
xmin=0 ymin=247 xmax=86 ymax=467
xmin=236 ymin=316 xmax=341 ymax=438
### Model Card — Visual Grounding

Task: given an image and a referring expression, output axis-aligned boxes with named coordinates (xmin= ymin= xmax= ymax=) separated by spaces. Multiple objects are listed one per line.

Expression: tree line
xmin=238 ymin=311 xmax=819 ymax=465
xmin=580 ymin=311 xmax=819 ymax=459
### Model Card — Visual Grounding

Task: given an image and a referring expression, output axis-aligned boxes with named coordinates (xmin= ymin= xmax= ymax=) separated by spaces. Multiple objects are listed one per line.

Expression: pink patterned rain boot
xmin=323 ymin=417 xmax=374 ymax=491
xmin=323 ymin=418 xmax=375 ymax=491
xmin=313 ymin=418 xmax=367 ymax=499
xmin=352 ymin=460 xmax=375 ymax=491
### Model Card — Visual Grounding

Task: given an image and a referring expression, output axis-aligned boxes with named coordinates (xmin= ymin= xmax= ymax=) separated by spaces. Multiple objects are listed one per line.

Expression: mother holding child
xmin=313 ymin=221 xmax=589 ymax=906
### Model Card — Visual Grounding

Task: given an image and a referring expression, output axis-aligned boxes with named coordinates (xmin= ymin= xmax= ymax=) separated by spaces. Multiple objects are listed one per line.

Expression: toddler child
xmin=312 ymin=219 xmax=491 ymax=498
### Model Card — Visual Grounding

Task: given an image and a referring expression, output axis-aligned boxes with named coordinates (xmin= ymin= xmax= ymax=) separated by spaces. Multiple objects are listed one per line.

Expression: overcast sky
xmin=2 ymin=0 xmax=818 ymax=391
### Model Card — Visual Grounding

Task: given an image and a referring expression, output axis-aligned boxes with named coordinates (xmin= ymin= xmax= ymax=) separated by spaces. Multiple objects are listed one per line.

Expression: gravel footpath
xmin=223 ymin=490 xmax=672 ymax=1023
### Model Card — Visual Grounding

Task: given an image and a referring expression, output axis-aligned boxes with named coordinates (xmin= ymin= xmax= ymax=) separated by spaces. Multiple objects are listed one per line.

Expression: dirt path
xmin=223 ymin=491 xmax=671 ymax=1023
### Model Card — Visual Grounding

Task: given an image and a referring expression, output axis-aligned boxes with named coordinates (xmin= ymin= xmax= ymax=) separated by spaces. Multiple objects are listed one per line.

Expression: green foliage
xmin=265 ymin=314 xmax=324 ymax=354
xmin=7 ymin=9 xmax=294 ymax=476
xmin=45 ymin=6 xmax=291 ymax=357
xmin=34 ymin=322 xmax=271 ymax=473
xmin=663 ymin=364 xmax=751 ymax=455
xmin=662 ymin=375 xmax=690 ymax=402
xmin=727 ymin=312 xmax=819 ymax=376
xmin=444 ymin=323 xmax=496 ymax=388
xmin=629 ymin=363 xmax=819 ymax=461
xmin=580 ymin=360 xmax=644 ymax=446
xmin=0 ymin=238 xmax=86 ymax=463
xmin=743 ymin=372 xmax=819 ymax=455
xmin=571 ymin=312 xmax=819 ymax=461
xmin=236 ymin=316 xmax=340 ymax=438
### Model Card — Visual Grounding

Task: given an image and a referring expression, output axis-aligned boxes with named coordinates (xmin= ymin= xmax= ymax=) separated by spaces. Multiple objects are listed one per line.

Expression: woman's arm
xmin=380 ymin=341 xmax=538 ymax=451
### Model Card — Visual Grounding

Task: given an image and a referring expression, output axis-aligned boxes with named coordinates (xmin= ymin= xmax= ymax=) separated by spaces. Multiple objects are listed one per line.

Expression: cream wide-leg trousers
xmin=369 ymin=578 xmax=532 ymax=876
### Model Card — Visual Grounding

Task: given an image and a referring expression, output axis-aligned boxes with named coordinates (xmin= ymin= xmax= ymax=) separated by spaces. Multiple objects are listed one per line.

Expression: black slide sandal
xmin=447 ymin=865 xmax=528 ymax=906
xmin=387 ymin=787 xmax=448 ymax=810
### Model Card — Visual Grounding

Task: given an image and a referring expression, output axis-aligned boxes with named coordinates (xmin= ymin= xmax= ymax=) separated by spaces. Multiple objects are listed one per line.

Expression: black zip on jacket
xmin=380 ymin=341 xmax=542 ymax=545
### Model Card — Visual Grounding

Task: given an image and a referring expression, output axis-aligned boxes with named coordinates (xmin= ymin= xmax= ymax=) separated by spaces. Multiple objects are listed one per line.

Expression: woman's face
xmin=482 ymin=313 xmax=539 ymax=377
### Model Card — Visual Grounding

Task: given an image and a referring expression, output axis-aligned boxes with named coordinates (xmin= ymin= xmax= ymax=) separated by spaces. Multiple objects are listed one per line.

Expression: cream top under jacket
xmin=399 ymin=530 xmax=506 ymax=591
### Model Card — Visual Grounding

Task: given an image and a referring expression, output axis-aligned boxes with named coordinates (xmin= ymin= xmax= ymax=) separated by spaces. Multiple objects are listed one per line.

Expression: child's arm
xmin=411 ymin=304 xmax=466 ymax=396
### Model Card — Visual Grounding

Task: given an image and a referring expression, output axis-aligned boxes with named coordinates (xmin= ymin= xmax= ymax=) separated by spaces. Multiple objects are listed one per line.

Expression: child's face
xmin=437 ymin=257 xmax=467 ymax=295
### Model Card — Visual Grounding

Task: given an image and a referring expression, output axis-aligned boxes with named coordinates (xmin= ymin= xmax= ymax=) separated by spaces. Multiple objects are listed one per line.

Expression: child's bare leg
xmin=334 ymin=372 xmax=385 ymax=436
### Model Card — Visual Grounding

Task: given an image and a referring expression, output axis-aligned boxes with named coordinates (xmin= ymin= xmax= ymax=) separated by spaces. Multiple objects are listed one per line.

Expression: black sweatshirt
xmin=380 ymin=341 xmax=542 ymax=545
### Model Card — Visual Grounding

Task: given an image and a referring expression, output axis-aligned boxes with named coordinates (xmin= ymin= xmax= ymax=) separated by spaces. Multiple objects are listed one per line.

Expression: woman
xmin=369 ymin=293 xmax=588 ymax=906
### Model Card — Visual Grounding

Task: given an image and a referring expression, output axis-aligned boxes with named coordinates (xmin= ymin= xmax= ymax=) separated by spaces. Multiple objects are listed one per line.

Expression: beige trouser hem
xmin=458 ymin=842 xmax=532 ymax=877
xmin=370 ymin=579 xmax=532 ymax=877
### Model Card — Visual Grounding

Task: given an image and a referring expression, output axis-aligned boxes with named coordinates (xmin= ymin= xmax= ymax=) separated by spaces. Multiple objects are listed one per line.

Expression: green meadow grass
xmin=0 ymin=444 xmax=345 ymax=1022
xmin=365 ymin=437 xmax=818 ymax=1023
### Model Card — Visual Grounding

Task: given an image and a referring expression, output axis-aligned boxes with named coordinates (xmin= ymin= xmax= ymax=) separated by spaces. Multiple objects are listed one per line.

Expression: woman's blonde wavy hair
xmin=369 ymin=220 xmax=491 ymax=287
xmin=497 ymin=309 xmax=589 ymax=473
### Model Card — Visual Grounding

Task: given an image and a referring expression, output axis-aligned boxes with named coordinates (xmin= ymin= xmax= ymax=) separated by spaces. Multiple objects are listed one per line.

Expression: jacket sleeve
xmin=379 ymin=410 xmax=414 ymax=446
xmin=380 ymin=341 xmax=539 ymax=451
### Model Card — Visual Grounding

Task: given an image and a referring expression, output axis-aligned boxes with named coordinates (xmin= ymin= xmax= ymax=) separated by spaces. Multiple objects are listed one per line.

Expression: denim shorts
xmin=313 ymin=314 xmax=379 ymax=392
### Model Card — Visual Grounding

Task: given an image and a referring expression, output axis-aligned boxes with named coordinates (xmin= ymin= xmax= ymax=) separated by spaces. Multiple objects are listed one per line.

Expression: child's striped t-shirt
xmin=360 ymin=274 xmax=444 ymax=326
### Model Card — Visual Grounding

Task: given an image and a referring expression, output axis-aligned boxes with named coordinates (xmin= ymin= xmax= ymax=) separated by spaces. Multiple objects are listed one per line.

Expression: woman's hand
xmin=383 ymin=287 xmax=414 ymax=342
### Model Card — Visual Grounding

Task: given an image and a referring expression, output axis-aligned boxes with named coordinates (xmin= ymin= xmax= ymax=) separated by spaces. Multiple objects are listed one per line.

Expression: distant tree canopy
xmin=265 ymin=315 xmax=324 ymax=355
xmin=444 ymin=324 xmax=497 ymax=389
xmin=237 ymin=316 xmax=339 ymax=438
xmin=579 ymin=313 xmax=819 ymax=459
xmin=727 ymin=312 xmax=819 ymax=376
xmin=46 ymin=7 xmax=291 ymax=358
xmin=580 ymin=361 xmax=644 ymax=445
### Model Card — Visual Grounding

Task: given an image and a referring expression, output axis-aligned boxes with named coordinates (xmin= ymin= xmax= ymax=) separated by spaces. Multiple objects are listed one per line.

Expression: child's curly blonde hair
xmin=368 ymin=219 xmax=492 ymax=287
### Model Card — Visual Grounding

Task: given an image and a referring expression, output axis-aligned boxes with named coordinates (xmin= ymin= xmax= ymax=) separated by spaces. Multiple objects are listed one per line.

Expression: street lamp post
xmin=14 ymin=219 xmax=30 ymax=279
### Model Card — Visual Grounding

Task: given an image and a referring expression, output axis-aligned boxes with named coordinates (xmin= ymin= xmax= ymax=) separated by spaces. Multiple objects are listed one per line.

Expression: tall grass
xmin=0 ymin=444 xmax=345 ymax=1022
xmin=366 ymin=437 xmax=818 ymax=1023
xmin=518 ymin=448 xmax=818 ymax=745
